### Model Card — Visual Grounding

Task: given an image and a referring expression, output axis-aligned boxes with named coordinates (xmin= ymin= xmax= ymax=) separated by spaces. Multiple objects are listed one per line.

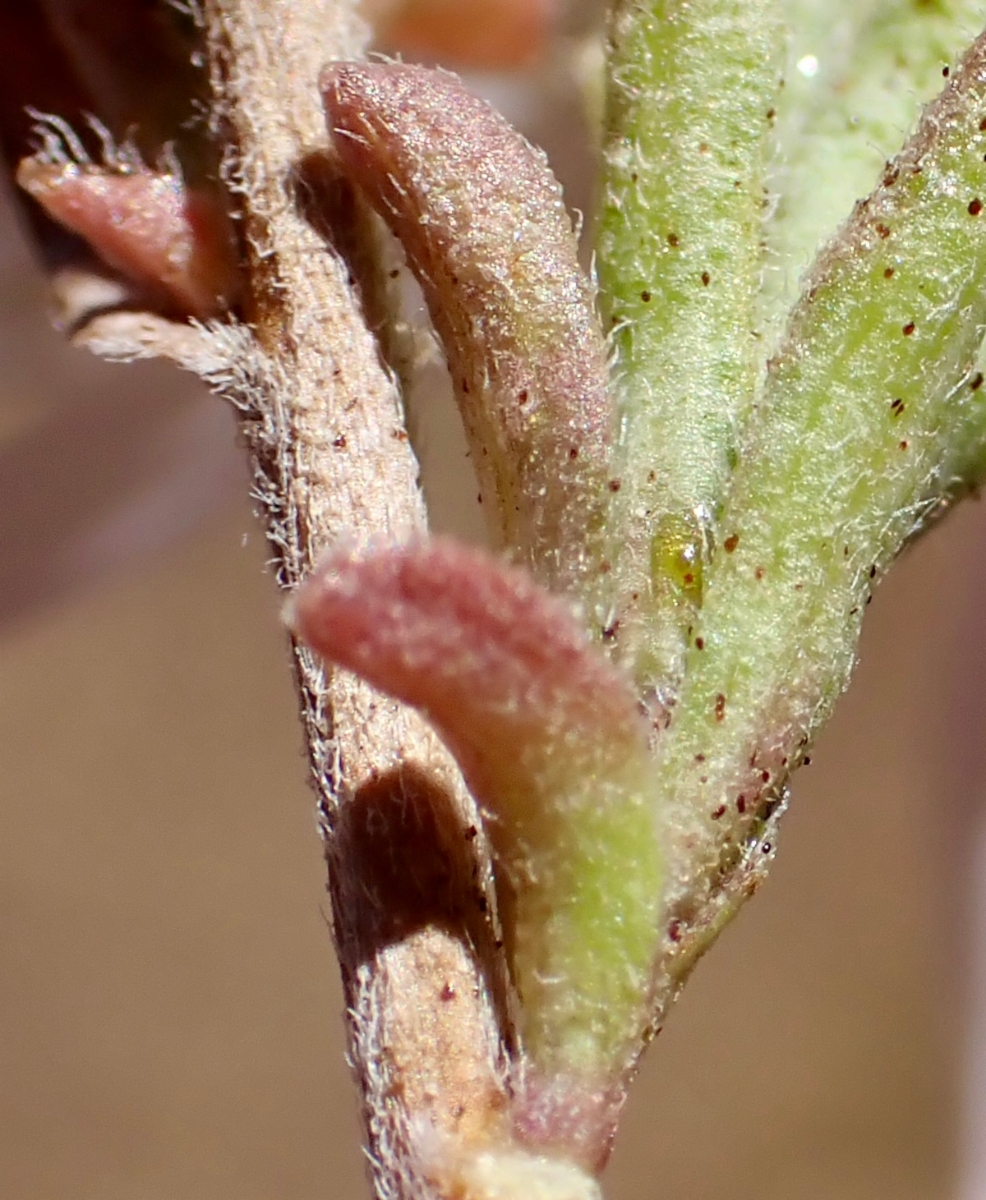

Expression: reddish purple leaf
xmin=17 ymin=151 xmax=240 ymax=320
xmin=322 ymin=63 xmax=613 ymax=597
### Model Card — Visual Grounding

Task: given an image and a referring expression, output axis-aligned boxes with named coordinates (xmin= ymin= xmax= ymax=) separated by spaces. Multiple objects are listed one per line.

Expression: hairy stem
xmin=201 ymin=3 xmax=511 ymax=1197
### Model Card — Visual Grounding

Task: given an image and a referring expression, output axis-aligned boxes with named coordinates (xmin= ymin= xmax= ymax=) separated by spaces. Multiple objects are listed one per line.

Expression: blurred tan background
xmin=3 ymin=48 xmax=986 ymax=1200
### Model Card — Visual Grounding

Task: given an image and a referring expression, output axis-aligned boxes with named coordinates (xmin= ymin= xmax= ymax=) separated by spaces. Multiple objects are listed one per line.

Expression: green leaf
xmin=290 ymin=538 xmax=662 ymax=1156
xmin=765 ymin=0 xmax=986 ymax=333
xmin=653 ymin=29 xmax=986 ymax=988
xmin=595 ymin=0 xmax=784 ymax=698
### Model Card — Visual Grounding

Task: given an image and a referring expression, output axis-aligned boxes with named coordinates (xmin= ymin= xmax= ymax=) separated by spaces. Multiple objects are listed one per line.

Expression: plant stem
xmin=200 ymin=3 xmax=511 ymax=1196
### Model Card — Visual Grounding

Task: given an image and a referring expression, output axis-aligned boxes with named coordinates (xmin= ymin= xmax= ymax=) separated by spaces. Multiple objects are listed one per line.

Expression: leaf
xmin=595 ymin=0 xmax=784 ymax=698
xmin=652 ymin=24 xmax=986 ymax=999
xmin=322 ymin=63 xmax=614 ymax=602
xmin=17 ymin=131 xmax=240 ymax=319
xmin=289 ymin=537 xmax=663 ymax=1162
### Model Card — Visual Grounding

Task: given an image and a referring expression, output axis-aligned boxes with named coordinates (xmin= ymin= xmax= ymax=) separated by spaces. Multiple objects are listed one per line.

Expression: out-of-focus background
xmin=4 ymin=14 xmax=986 ymax=1199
